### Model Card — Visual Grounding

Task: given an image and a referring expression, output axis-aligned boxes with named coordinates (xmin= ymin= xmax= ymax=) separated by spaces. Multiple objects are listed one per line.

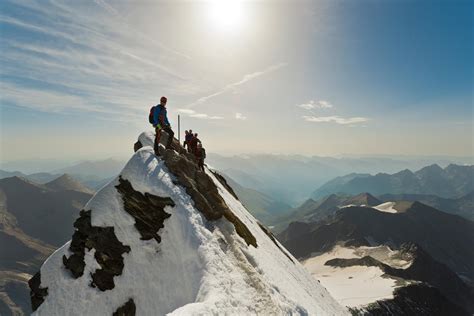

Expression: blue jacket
xmin=153 ymin=104 xmax=170 ymax=127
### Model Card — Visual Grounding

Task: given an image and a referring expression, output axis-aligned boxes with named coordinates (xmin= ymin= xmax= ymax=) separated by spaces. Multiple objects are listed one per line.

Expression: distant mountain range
xmin=379 ymin=192 xmax=474 ymax=221
xmin=207 ymin=154 xmax=473 ymax=206
xmin=312 ymin=164 xmax=473 ymax=199
xmin=277 ymin=202 xmax=474 ymax=314
xmin=269 ymin=193 xmax=382 ymax=232
xmin=3 ymin=156 xmax=472 ymax=207
xmin=0 ymin=167 xmax=116 ymax=191
xmin=270 ymin=189 xmax=473 ymax=233
xmin=0 ymin=176 xmax=93 ymax=315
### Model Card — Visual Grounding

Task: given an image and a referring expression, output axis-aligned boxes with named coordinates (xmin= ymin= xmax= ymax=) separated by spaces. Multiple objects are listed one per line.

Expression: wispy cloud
xmin=184 ymin=62 xmax=288 ymax=108
xmin=0 ymin=0 xmax=201 ymax=122
xmin=302 ymin=116 xmax=369 ymax=125
xmin=235 ymin=113 xmax=247 ymax=120
xmin=297 ymin=100 xmax=333 ymax=110
xmin=177 ymin=109 xmax=223 ymax=120
xmin=297 ymin=99 xmax=368 ymax=125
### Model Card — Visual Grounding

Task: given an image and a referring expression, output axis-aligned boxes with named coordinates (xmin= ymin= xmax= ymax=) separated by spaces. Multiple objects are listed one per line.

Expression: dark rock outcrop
xmin=351 ymin=284 xmax=470 ymax=316
xmin=113 ymin=298 xmax=136 ymax=316
xmin=157 ymin=140 xmax=257 ymax=248
xmin=115 ymin=176 xmax=175 ymax=243
xmin=133 ymin=141 xmax=143 ymax=153
xmin=62 ymin=210 xmax=131 ymax=291
xmin=28 ymin=272 xmax=47 ymax=312
xmin=325 ymin=256 xmax=381 ymax=269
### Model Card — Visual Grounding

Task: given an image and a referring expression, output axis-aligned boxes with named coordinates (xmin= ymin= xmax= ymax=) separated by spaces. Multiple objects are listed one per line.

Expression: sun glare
xmin=208 ymin=0 xmax=244 ymax=32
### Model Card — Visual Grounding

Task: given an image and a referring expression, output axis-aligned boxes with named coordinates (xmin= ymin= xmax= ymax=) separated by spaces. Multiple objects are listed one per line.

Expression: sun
xmin=208 ymin=0 xmax=244 ymax=32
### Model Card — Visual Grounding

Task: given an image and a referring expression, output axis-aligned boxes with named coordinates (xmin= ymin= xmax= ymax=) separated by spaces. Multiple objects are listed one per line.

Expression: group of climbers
xmin=149 ymin=96 xmax=206 ymax=171
xmin=183 ymin=130 xmax=206 ymax=171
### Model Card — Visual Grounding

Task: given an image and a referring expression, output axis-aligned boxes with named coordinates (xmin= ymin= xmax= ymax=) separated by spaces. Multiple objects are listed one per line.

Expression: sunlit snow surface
xmin=373 ymin=202 xmax=399 ymax=213
xmin=34 ymin=131 xmax=348 ymax=316
xmin=303 ymin=245 xmax=411 ymax=308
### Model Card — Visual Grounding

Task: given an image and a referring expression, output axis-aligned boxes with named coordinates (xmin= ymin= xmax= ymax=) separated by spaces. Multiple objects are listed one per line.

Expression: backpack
xmin=148 ymin=106 xmax=156 ymax=124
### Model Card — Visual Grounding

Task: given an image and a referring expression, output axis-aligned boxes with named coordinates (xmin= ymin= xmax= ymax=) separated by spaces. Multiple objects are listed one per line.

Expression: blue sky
xmin=0 ymin=0 xmax=472 ymax=161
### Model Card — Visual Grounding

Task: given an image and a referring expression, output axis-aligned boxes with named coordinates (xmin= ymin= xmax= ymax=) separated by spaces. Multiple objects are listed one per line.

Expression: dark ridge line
xmin=210 ymin=170 xmax=240 ymax=201
xmin=258 ymin=222 xmax=294 ymax=263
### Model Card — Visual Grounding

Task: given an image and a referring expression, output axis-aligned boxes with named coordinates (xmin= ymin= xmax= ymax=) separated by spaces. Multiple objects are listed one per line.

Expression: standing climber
xmin=183 ymin=130 xmax=189 ymax=148
xmin=151 ymin=96 xmax=174 ymax=153
xmin=185 ymin=129 xmax=194 ymax=152
xmin=195 ymin=143 xmax=206 ymax=171
xmin=189 ymin=133 xmax=201 ymax=154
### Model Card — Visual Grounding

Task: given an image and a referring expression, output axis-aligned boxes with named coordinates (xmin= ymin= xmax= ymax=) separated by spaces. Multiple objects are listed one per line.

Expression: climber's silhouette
xmin=189 ymin=133 xmax=201 ymax=154
xmin=150 ymin=96 xmax=175 ymax=153
xmin=195 ymin=143 xmax=206 ymax=171
xmin=184 ymin=129 xmax=194 ymax=152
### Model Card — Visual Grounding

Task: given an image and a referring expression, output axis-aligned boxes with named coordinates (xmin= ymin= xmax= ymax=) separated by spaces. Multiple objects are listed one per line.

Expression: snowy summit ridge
xmin=29 ymin=131 xmax=348 ymax=315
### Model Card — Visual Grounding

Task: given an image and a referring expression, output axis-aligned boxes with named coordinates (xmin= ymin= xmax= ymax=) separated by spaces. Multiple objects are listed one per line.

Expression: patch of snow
xmin=373 ymin=202 xmax=398 ymax=214
xmin=339 ymin=204 xmax=356 ymax=209
xmin=34 ymin=131 xmax=348 ymax=315
xmin=302 ymin=245 xmax=401 ymax=308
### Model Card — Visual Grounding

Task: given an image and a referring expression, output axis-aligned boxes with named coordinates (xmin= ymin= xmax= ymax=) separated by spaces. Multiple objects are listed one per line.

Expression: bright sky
xmin=0 ymin=0 xmax=472 ymax=161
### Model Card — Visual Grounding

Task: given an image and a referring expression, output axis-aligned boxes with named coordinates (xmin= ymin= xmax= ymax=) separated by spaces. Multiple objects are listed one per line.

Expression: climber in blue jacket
xmin=152 ymin=96 xmax=175 ymax=153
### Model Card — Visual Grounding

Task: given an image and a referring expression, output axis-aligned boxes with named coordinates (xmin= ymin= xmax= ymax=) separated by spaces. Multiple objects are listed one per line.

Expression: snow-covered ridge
xmin=31 ymin=131 xmax=348 ymax=315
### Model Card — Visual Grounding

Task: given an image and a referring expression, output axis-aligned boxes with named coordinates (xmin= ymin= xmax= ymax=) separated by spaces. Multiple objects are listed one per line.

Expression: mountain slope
xmin=0 ymin=176 xmax=93 ymax=315
xmin=278 ymin=202 xmax=474 ymax=283
xmin=31 ymin=131 xmax=348 ymax=315
xmin=0 ymin=177 xmax=92 ymax=247
xmin=279 ymin=202 xmax=474 ymax=313
xmin=44 ymin=174 xmax=94 ymax=194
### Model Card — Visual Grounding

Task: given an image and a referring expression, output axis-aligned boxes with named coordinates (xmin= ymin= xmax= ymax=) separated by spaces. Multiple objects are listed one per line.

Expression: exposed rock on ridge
xmin=115 ymin=176 xmax=175 ymax=243
xmin=62 ymin=210 xmax=131 ymax=291
xmin=113 ymin=299 xmax=136 ymax=316
xmin=156 ymin=139 xmax=257 ymax=247
xmin=28 ymin=272 xmax=47 ymax=312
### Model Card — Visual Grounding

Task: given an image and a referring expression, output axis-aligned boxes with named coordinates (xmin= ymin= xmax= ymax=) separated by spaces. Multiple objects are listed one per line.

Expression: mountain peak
xmin=44 ymin=174 xmax=93 ymax=194
xmin=345 ymin=192 xmax=381 ymax=206
xmin=0 ymin=175 xmax=46 ymax=190
xmin=31 ymin=131 xmax=347 ymax=315
xmin=415 ymin=164 xmax=444 ymax=176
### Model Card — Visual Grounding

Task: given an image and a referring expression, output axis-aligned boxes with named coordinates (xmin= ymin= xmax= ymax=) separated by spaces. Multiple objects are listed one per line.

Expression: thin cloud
xmin=0 ymin=0 xmax=203 ymax=122
xmin=297 ymin=100 xmax=333 ymax=110
xmin=235 ymin=113 xmax=247 ymax=120
xmin=92 ymin=0 xmax=191 ymax=59
xmin=185 ymin=62 xmax=288 ymax=108
xmin=303 ymin=116 xmax=369 ymax=125
xmin=178 ymin=109 xmax=223 ymax=120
